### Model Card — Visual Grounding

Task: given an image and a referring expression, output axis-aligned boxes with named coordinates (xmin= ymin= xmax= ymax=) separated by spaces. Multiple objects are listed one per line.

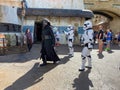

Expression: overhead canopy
xmin=0 ymin=0 xmax=21 ymax=7
xmin=17 ymin=8 xmax=94 ymax=18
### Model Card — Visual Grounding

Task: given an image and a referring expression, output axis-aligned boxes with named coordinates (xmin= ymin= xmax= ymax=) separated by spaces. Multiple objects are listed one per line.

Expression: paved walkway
xmin=0 ymin=44 xmax=120 ymax=90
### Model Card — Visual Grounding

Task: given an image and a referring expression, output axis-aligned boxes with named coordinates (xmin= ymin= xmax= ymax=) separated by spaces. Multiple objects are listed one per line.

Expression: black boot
xmin=53 ymin=61 xmax=56 ymax=64
xmin=40 ymin=60 xmax=47 ymax=66
xmin=40 ymin=55 xmax=47 ymax=66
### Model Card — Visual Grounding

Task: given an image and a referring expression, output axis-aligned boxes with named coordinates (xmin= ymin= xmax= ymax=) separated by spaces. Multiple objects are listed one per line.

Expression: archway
xmin=92 ymin=10 xmax=120 ymax=33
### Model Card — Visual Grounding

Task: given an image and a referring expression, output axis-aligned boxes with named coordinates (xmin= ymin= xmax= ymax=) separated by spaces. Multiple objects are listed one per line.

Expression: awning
xmin=17 ymin=8 xmax=94 ymax=18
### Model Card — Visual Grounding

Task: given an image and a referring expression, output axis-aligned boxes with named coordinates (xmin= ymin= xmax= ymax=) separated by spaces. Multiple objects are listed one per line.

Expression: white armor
xmin=80 ymin=19 xmax=94 ymax=71
xmin=64 ymin=25 xmax=74 ymax=57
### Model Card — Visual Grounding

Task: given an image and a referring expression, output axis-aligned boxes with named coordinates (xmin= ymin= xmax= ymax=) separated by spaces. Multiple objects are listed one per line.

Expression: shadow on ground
xmin=0 ymin=44 xmax=81 ymax=63
xmin=4 ymin=56 xmax=70 ymax=90
xmin=72 ymin=69 xmax=93 ymax=90
xmin=0 ymin=44 xmax=119 ymax=63
xmin=55 ymin=44 xmax=82 ymax=55
xmin=0 ymin=44 xmax=41 ymax=63
xmin=4 ymin=63 xmax=44 ymax=90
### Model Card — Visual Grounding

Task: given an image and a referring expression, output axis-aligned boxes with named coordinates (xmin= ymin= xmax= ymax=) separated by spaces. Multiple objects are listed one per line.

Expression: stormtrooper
xmin=79 ymin=18 xmax=94 ymax=71
xmin=64 ymin=25 xmax=74 ymax=57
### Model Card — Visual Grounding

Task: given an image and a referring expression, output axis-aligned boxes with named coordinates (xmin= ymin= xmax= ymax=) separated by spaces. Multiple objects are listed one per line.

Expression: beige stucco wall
xmin=25 ymin=0 xmax=85 ymax=27
xmin=110 ymin=17 xmax=120 ymax=33
xmin=24 ymin=16 xmax=84 ymax=44
xmin=24 ymin=13 xmax=85 ymax=26
xmin=24 ymin=16 xmax=84 ymax=28
xmin=27 ymin=0 xmax=84 ymax=9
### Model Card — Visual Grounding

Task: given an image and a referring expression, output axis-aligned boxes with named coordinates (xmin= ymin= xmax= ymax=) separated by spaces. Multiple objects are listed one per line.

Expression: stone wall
xmin=110 ymin=16 xmax=120 ymax=33
xmin=84 ymin=0 xmax=120 ymax=33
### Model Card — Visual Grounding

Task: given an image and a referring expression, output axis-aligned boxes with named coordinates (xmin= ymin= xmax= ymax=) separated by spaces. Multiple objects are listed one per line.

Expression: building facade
xmin=19 ymin=0 xmax=93 ymax=44
xmin=0 ymin=0 xmax=93 ymax=47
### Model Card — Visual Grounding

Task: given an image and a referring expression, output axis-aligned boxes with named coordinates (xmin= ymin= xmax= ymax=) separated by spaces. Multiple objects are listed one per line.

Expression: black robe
xmin=40 ymin=25 xmax=60 ymax=62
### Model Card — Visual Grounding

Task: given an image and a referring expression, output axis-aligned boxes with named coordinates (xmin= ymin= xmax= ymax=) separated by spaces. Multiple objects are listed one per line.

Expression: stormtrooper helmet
xmin=83 ymin=20 xmax=92 ymax=30
xmin=67 ymin=25 xmax=74 ymax=31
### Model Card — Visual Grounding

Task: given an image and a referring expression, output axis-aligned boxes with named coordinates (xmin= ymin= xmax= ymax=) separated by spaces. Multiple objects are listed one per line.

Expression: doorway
xmin=34 ymin=22 xmax=43 ymax=43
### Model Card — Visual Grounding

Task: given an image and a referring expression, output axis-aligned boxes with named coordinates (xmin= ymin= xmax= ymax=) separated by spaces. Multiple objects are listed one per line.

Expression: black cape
xmin=40 ymin=25 xmax=60 ymax=62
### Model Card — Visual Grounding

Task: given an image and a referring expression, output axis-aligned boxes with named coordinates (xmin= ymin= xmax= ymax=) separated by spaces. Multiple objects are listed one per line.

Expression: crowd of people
xmin=93 ymin=26 xmax=120 ymax=55
xmin=36 ymin=18 xmax=94 ymax=71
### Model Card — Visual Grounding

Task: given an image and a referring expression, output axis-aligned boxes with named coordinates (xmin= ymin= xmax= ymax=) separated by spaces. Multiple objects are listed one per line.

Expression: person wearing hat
xmin=40 ymin=19 xmax=60 ymax=66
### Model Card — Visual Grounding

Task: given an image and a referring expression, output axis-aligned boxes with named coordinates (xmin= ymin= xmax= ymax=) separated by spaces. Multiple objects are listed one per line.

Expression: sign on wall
xmin=78 ymin=27 xmax=84 ymax=34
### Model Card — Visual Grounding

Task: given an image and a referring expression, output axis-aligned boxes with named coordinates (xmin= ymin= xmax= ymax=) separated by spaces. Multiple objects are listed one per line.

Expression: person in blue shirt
xmin=105 ymin=29 xmax=112 ymax=51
